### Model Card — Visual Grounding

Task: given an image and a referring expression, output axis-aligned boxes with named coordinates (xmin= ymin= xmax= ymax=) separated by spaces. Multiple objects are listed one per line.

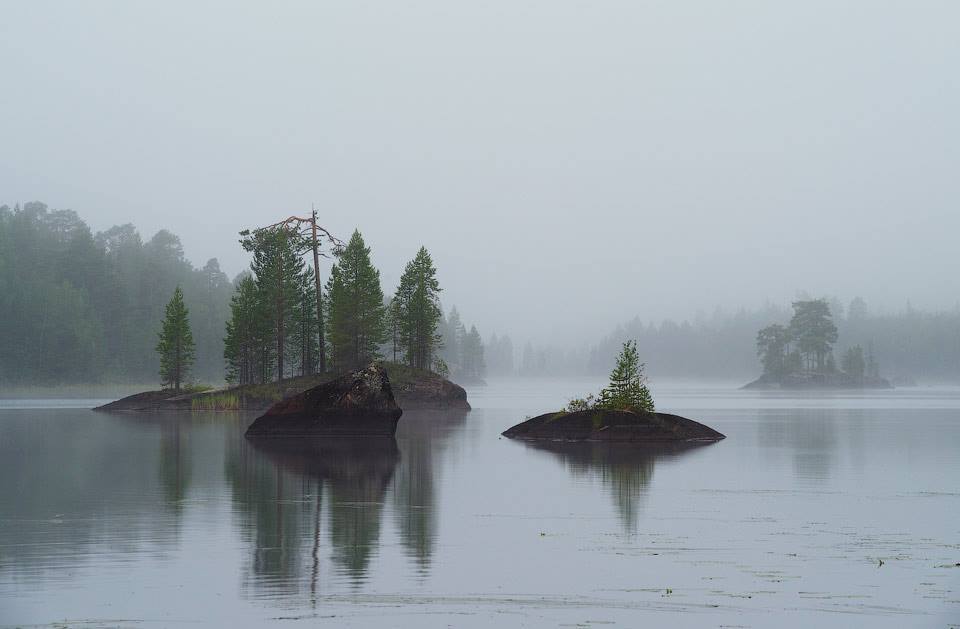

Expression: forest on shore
xmin=0 ymin=203 xmax=485 ymax=387
xmin=2 ymin=202 xmax=958 ymax=387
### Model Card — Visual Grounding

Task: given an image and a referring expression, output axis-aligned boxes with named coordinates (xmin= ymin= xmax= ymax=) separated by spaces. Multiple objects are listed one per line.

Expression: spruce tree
xmin=325 ymin=230 xmax=387 ymax=371
xmin=224 ymin=275 xmax=272 ymax=385
xmin=395 ymin=247 xmax=443 ymax=370
xmin=241 ymin=227 xmax=305 ymax=381
xmin=598 ymin=340 xmax=654 ymax=413
xmin=156 ymin=286 xmax=195 ymax=391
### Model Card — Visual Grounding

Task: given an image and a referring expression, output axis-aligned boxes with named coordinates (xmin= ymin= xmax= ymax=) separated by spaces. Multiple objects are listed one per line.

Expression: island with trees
xmin=503 ymin=341 xmax=724 ymax=443
xmin=744 ymin=298 xmax=892 ymax=389
xmin=97 ymin=215 xmax=472 ymax=412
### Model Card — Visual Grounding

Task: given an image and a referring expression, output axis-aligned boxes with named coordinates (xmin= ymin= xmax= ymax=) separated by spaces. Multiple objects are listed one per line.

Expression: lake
xmin=1 ymin=379 xmax=958 ymax=627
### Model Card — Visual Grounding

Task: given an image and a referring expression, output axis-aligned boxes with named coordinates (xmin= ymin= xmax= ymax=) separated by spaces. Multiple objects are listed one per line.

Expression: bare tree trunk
xmin=312 ymin=210 xmax=326 ymax=374
xmin=277 ymin=251 xmax=284 ymax=383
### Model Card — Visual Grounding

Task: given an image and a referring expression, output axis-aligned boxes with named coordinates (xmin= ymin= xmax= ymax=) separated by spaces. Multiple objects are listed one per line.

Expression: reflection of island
xmin=225 ymin=409 xmax=470 ymax=599
xmin=391 ymin=409 xmax=469 ymax=573
xmin=228 ymin=435 xmax=399 ymax=592
xmin=520 ymin=441 xmax=711 ymax=531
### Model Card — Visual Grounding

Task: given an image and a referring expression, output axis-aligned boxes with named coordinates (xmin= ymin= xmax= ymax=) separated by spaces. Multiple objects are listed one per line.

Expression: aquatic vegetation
xmin=191 ymin=392 xmax=241 ymax=411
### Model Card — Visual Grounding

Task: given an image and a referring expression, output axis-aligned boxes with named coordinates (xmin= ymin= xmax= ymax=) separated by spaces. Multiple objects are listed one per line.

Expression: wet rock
xmin=245 ymin=363 xmax=403 ymax=436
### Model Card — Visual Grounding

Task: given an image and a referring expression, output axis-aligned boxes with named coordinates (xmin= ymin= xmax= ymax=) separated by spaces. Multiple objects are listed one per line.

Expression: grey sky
xmin=2 ymin=1 xmax=958 ymax=344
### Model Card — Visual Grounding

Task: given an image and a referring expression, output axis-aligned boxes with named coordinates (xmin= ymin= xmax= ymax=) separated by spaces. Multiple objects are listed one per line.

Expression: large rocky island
xmin=246 ymin=363 xmax=403 ymax=436
xmin=503 ymin=409 xmax=725 ymax=443
xmin=94 ymin=362 xmax=470 ymax=413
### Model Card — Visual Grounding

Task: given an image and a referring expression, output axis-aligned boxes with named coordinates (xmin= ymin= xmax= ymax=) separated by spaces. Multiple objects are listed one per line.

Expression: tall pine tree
xmin=326 ymin=230 xmax=387 ymax=371
xmin=223 ymin=274 xmax=273 ymax=385
xmin=394 ymin=247 xmax=443 ymax=370
xmin=156 ymin=286 xmax=195 ymax=391
xmin=241 ymin=227 xmax=306 ymax=381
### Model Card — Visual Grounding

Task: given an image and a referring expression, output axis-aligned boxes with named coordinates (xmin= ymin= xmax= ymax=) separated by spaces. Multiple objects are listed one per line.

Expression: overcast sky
xmin=2 ymin=1 xmax=957 ymax=344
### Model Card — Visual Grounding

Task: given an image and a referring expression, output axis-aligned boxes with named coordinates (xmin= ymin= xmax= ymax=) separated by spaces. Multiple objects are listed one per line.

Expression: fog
xmin=2 ymin=1 xmax=958 ymax=344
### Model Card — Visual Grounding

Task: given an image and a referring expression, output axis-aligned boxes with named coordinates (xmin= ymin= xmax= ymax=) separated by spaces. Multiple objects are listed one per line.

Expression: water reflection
xmin=247 ymin=436 xmax=399 ymax=585
xmin=519 ymin=440 xmax=712 ymax=531
xmin=756 ymin=408 xmax=841 ymax=481
xmin=391 ymin=410 xmax=469 ymax=574
xmin=227 ymin=409 xmax=469 ymax=598
xmin=0 ymin=411 xmax=193 ymax=582
xmin=158 ymin=421 xmax=191 ymax=514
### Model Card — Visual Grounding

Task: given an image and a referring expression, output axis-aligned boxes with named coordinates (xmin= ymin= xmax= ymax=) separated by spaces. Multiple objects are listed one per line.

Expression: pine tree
xmin=241 ymin=227 xmax=305 ymax=381
xmin=290 ymin=266 xmax=320 ymax=376
xmin=597 ymin=340 xmax=654 ymax=413
xmin=326 ymin=230 xmax=387 ymax=371
xmin=394 ymin=247 xmax=443 ymax=370
xmin=156 ymin=286 xmax=195 ymax=391
xmin=224 ymin=275 xmax=272 ymax=385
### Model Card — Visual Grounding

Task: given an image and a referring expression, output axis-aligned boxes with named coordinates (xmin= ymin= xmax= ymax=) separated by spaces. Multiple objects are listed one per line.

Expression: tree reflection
xmin=520 ymin=440 xmax=711 ymax=532
xmin=391 ymin=410 xmax=468 ymax=574
xmin=232 ymin=435 xmax=399 ymax=589
xmin=226 ymin=409 xmax=469 ymax=599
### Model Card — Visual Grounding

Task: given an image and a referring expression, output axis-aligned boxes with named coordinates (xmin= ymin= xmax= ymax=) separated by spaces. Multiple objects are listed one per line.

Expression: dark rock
xmin=94 ymin=389 xmax=190 ymax=411
xmin=387 ymin=366 xmax=471 ymax=410
xmin=502 ymin=409 xmax=725 ymax=443
xmin=245 ymin=363 xmax=403 ymax=436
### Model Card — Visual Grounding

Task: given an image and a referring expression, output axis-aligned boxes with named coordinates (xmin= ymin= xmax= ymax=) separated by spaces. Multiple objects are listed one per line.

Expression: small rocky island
xmin=246 ymin=363 xmax=402 ymax=437
xmin=503 ymin=409 xmax=725 ymax=442
xmin=94 ymin=362 xmax=470 ymax=413
xmin=746 ymin=299 xmax=893 ymax=390
xmin=504 ymin=341 xmax=724 ymax=444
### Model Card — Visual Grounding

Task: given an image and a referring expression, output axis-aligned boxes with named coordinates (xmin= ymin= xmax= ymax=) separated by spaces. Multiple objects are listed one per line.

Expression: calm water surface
xmin=1 ymin=380 xmax=958 ymax=627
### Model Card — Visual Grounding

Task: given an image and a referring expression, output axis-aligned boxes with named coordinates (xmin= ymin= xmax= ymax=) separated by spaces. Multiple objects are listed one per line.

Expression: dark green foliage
xmin=241 ymin=227 xmax=309 ymax=382
xmin=290 ymin=266 xmax=321 ymax=377
xmin=597 ymin=340 xmax=654 ymax=413
xmin=394 ymin=247 xmax=443 ymax=371
xmin=224 ymin=275 xmax=273 ymax=385
xmin=0 ymin=202 xmax=233 ymax=385
xmin=326 ymin=230 xmax=387 ymax=371
xmin=566 ymin=341 xmax=654 ymax=413
xmin=156 ymin=286 xmax=195 ymax=391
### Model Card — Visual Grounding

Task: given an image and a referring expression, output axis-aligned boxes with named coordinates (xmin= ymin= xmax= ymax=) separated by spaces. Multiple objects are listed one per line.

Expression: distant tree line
xmin=518 ymin=298 xmax=960 ymax=382
xmin=0 ymin=202 xmax=232 ymax=385
xmin=435 ymin=306 xmax=486 ymax=381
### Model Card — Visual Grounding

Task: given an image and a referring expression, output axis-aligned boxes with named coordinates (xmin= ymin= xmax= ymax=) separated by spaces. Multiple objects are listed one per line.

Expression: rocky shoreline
xmin=94 ymin=362 xmax=470 ymax=413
